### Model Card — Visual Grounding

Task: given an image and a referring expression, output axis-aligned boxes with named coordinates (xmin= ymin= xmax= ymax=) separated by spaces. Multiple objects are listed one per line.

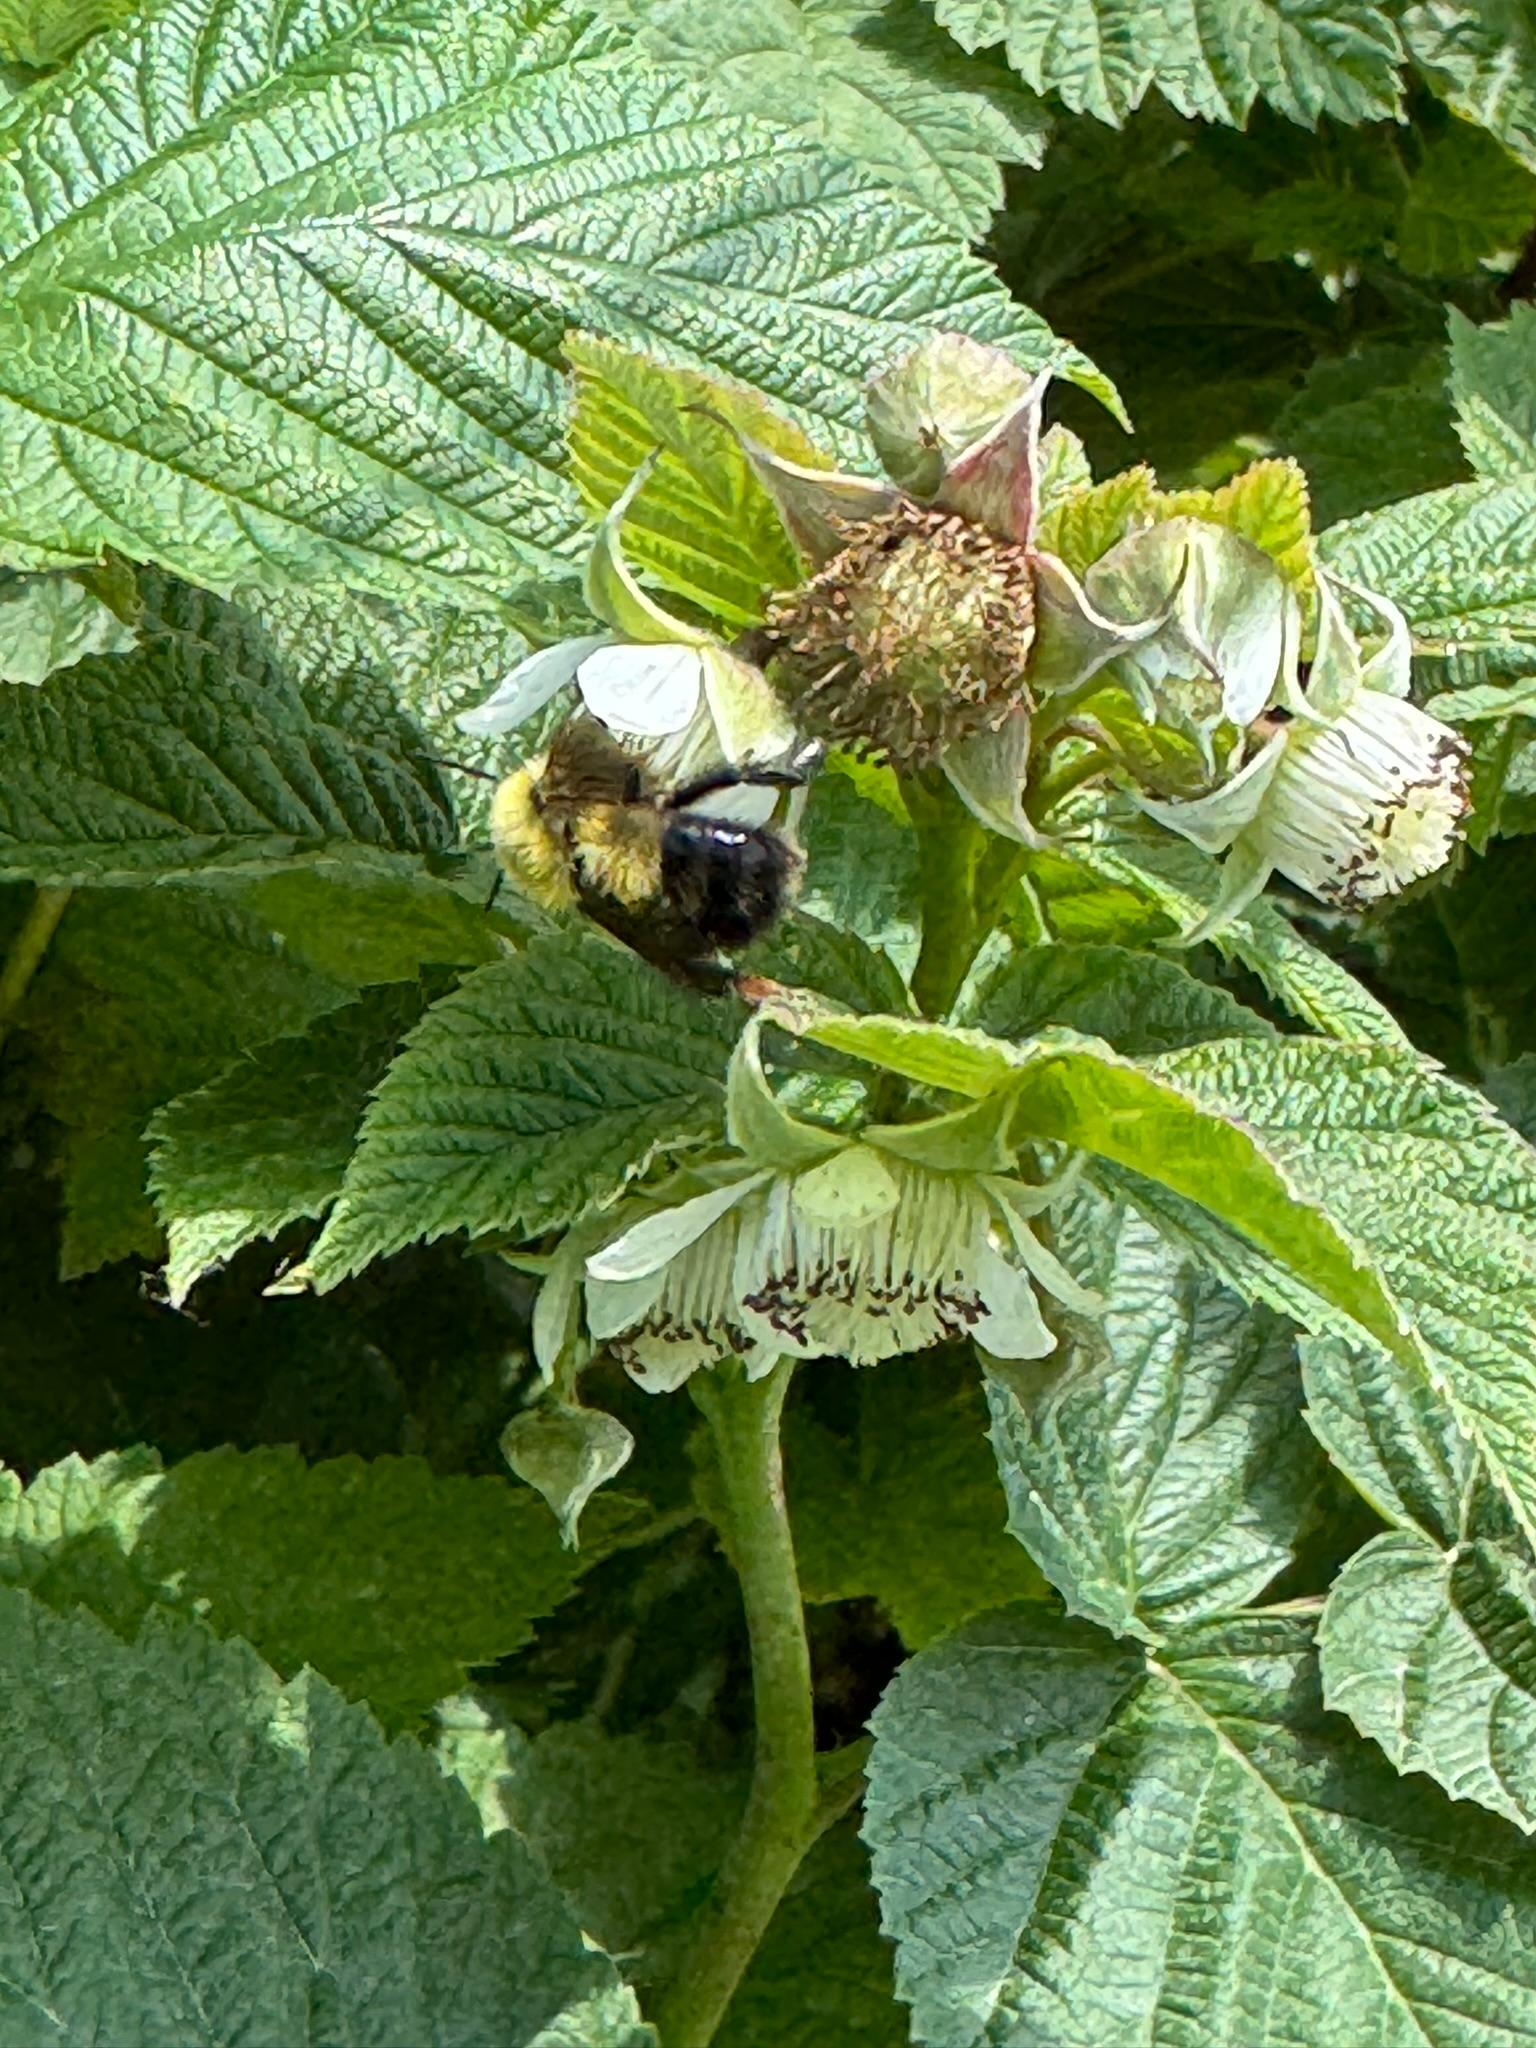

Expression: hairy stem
xmin=0 ymin=885 xmax=71 ymax=1057
xmin=907 ymin=778 xmax=985 ymax=1020
xmin=652 ymin=1362 xmax=818 ymax=2048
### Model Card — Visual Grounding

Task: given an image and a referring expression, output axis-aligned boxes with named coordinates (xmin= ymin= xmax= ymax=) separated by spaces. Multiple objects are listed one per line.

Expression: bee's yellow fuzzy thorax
xmin=491 ymin=764 xmax=576 ymax=910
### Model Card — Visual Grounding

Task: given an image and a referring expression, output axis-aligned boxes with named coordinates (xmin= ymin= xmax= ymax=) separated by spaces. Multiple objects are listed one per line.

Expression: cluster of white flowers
xmin=461 ymin=332 xmax=1474 ymax=1390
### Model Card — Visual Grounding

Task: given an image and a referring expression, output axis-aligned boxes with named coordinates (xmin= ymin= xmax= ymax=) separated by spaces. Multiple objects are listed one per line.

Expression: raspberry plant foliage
xmin=5 ymin=1 xmax=1536 ymax=2043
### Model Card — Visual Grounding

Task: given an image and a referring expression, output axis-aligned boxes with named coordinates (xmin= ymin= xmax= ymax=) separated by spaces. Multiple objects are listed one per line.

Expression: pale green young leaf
xmin=0 ymin=1447 xmax=646 ymax=1730
xmin=988 ymin=1194 xmax=1322 ymax=1638
xmin=0 ymin=1592 xmax=652 ymax=2046
xmin=1321 ymin=472 xmax=1536 ymax=673
xmin=1405 ymin=0 xmax=1536 ymax=169
xmin=1448 ymin=304 xmax=1536 ymax=479
xmin=566 ymin=333 xmax=828 ymax=631
xmin=933 ymin=0 xmax=1403 ymax=128
xmin=0 ymin=0 xmax=1101 ymax=599
xmin=305 ymin=930 xmax=737 ymax=1290
xmin=1398 ymin=124 xmax=1536 ymax=278
xmin=0 ymin=567 xmax=136 ymax=684
xmin=0 ymin=577 xmax=455 ymax=888
xmin=147 ymin=985 xmax=428 ymax=1306
xmin=594 ymin=0 xmax=1051 ymax=239
xmin=865 ymin=1605 xmax=1536 ymax=2048
xmin=789 ymin=1355 xmax=1045 ymax=1647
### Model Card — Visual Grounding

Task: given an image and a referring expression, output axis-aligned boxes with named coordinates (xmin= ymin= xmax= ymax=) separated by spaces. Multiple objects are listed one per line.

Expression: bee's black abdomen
xmin=661 ymin=818 xmax=795 ymax=950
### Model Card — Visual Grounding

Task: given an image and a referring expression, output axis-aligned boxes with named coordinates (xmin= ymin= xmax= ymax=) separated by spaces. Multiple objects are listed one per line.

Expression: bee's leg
xmin=483 ymin=869 xmax=505 ymax=914
xmin=671 ymin=952 xmax=738 ymax=997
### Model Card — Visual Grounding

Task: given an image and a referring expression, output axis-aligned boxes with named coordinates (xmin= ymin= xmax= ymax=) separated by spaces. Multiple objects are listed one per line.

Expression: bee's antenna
xmin=420 ymin=756 xmax=500 ymax=783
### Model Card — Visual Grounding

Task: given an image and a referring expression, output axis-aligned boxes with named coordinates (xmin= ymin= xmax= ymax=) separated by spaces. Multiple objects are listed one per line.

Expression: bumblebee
xmin=492 ymin=718 xmax=806 ymax=991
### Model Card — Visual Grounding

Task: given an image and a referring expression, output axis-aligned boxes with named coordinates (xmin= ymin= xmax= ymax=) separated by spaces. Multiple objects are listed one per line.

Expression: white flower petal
xmin=585 ymin=1270 xmax=668 ymax=1343
xmin=1138 ymin=730 xmax=1290 ymax=855
xmin=1260 ymin=688 xmax=1469 ymax=907
xmin=586 ymin=1176 xmax=763 ymax=1284
xmin=454 ymin=635 xmax=608 ymax=736
xmin=577 ymin=642 xmax=705 ymax=736
xmin=970 ymin=1243 xmax=1056 ymax=1360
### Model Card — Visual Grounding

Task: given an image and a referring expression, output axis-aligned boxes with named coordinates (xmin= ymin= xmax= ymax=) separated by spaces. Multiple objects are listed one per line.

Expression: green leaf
xmin=1405 ymin=0 xmax=1536 ymax=170
xmin=1150 ymin=1035 xmax=1536 ymax=1553
xmin=1301 ymin=1332 xmax=1480 ymax=1547
xmin=503 ymin=1718 xmax=743 ymax=1970
xmin=798 ymin=761 xmax=923 ymax=974
xmin=865 ymin=1604 xmax=1536 ymax=2048
xmin=0 ymin=1446 xmax=646 ymax=1730
xmin=0 ymin=577 xmax=455 ymax=887
xmin=987 ymin=1193 xmax=1322 ymax=1638
xmin=0 ymin=566 xmax=136 ymax=684
xmin=1397 ymin=121 xmax=1536 ymax=276
xmin=1320 ymin=1525 xmax=1536 ymax=1833
xmin=147 ymin=984 xmax=428 ymax=1306
xmin=304 ymin=929 xmax=738 ymax=1290
xmin=1448 ymin=303 xmax=1536 ymax=479
xmin=965 ymin=940 xmax=1273 ymax=1055
xmin=1322 ymin=471 xmax=1536 ymax=673
xmin=1028 ymin=796 xmax=1410 ymax=1043
xmin=745 ymin=907 xmax=911 ymax=1016
xmin=1271 ymin=340 xmax=1468 ymax=527
xmin=0 ymin=0 xmax=1103 ymax=599
xmin=594 ymin=0 xmax=1051 ymax=239
xmin=0 ymin=0 xmax=128 ymax=66
xmin=566 ymin=333 xmax=829 ymax=632
xmin=238 ymin=867 xmax=505 ymax=985
xmin=933 ymin=0 xmax=1404 ymax=128
xmin=720 ymin=1819 xmax=906 ymax=2048
xmin=0 ymin=1590 xmax=652 ymax=2046
xmin=1424 ymin=669 xmax=1536 ymax=848
xmin=22 ymin=884 xmax=354 ymax=1274
xmin=789 ymin=1354 xmax=1045 ymax=1647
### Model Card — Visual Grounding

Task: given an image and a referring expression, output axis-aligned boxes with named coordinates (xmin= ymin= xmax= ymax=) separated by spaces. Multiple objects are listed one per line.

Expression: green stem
xmin=652 ymin=1362 xmax=818 ymax=2048
xmin=907 ymin=780 xmax=985 ymax=1020
xmin=0 ymin=885 xmax=71 ymax=1057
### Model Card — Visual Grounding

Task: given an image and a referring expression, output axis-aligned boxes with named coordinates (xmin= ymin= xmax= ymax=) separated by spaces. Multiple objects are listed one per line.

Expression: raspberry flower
xmin=458 ymin=452 xmax=795 ymax=803
xmin=1139 ymin=571 xmax=1470 ymax=935
xmin=718 ymin=333 xmax=1161 ymax=839
xmin=561 ymin=1020 xmax=1096 ymax=1390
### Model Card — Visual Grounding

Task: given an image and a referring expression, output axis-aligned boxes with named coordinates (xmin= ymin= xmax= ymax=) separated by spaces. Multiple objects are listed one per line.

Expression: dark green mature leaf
xmin=0 ymin=0 xmax=1101 ymax=601
xmin=1322 ymin=472 xmax=1536 ymax=673
xmin=1449 ymin=303 xmax=1536 ymax=478
xmin=595 ymin=0 xmax=1051 ymax=238
xmin=305 ymin=929 xmax=737 ymax=1290
xmin=1423 ymin=671 xmax=1536 ymax=848
xmin=720 ymin=1819 xmax=905 ymax=2048
xmin=1405 ymin=0 xmax=1536 ymax=169
xmin=0 ymin=1591 xmax=652 ymax=2047
xmin=1397 ymin=122 xmax=1536 ymax=277
xmin=0 ymin=0 xmax=129 ymax=65
xmin=0 ymin=1447 xmax=645 ymax=1730
xmin=0 ymin=577 xmax=455 ymax=887
xmin=865 ymin=1604 xmax=1536 ymax=2048
xmin=1271 ymin=339 xmax=1468 ymax=526
xmin=504 ymin=1718 xmax=743 ymax=1971
xmin=1032 ymin=794 xmax=1410 ymax=1042
xmin=148 ymin=985 xmax=428 ymax=1305
xmin=966 ymin=940 xmax=1272 ymax=1054
xmin=23 ymin=884 xmax=354 ymax=1273
xmin=789 ymin=1354 xmax=1044 ymax=1647
xmin=934 ymin=0 xmax=1404 ymax=128
xmin=799 ymin=762 xmax=922 ymax=974
xmin=745 ymin=908 xmax=912 ymax=1016
xmin=1152 ymin=1035 xmax=1536 ymax=1549
xmin=988 ymin=1196 xmax=1321 ymax=1638
xmin=1320 ymin=1526 xmax=1536 ymax=1832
